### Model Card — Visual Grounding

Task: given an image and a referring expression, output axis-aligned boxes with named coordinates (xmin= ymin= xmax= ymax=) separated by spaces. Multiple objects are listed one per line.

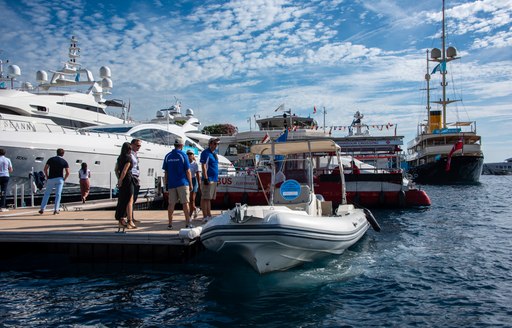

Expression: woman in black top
xmin=115 ymin=142 xmax=136 ymax=230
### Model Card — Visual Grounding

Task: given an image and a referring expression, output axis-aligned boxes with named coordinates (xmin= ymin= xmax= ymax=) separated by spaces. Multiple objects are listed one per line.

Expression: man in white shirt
xmin=0 ymin=148 xmax=13 ymax=211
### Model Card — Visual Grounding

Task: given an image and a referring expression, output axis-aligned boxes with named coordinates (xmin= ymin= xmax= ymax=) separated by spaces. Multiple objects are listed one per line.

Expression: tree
xmin=202 ymin=124 xmax=237 ymax=136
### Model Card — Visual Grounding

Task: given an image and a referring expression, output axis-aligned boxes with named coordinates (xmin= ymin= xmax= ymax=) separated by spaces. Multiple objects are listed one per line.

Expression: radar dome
xmin=8 ymin=65 xmax=21 ymax=76
xmin=156 ymin=110 xmax=164 ymax=118
xmin=431 ymin=48 xmax=441 ymax=59
xmin=101 ymin=77 xmax=113 ymax=90
xmin=186 ymin=108 xmax=194 ymax=116
xmin=36 ymin=70 xmax=48 ymax=83
xmin=446 ymin=46 xmax=457 ymax=58
xmin=21 ymin=82 xmax=33 ymax=90
xmin=99 ymin=66 xmax=111 ymax=79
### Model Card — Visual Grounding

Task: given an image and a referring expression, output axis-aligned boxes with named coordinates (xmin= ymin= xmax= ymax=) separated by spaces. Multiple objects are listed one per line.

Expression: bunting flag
xmin=274 ymin=103 xmax=285 ymax=112
xmin=261 ymin=132 xmax=270 ymax=143
xmin=431 ymin=61 xmax=446 ymax=74
xmin=313 ymin=106 xmax=317 ymax=114
xmin=445 ymin=138 xmax=464 ymax=171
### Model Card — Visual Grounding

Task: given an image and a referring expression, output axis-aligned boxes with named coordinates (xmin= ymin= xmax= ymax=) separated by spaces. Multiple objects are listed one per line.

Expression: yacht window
xmin=35 ymin=157 xmax=45 ymax=162
xmin=76 ymin=159 xmax=83 ymax=164
xmin=87 ymin=126 xmax=132 ymax=133
xmin=94 ymin=161 xmax=101 ymax=165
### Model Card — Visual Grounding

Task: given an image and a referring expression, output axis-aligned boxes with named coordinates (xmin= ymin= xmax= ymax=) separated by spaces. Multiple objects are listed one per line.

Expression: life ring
xmin=364 ymin=208 xmax=381 ymax=232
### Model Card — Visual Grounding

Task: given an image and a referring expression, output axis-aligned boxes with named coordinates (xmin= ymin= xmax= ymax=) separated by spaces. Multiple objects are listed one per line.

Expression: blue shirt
xmin=200 ymin=148 xmax=219 ymax=182
xmin=162 ymin=149 xmax=190 ymax=188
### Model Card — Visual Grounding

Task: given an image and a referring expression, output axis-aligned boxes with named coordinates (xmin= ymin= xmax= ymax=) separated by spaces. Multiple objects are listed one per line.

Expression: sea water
xmin=1 ymin=175 xmax=511 ymax=327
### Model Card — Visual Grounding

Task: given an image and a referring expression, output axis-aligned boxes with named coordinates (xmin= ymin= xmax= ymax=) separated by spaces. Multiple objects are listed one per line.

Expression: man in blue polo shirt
xmin=162 ymin=137 xmax=193 ymax=229
xmin=200 ymin=137 xmax=220 ymax=222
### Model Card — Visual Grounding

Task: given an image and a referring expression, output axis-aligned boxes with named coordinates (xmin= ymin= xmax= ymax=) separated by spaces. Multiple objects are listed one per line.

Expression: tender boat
xmin=200 ymin=139 xmax=380 ymax=274
xmin=405 ymin=0 xmax=484 ymax=184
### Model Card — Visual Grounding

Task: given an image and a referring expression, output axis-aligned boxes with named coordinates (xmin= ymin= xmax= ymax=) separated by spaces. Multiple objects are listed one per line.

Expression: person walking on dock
xmin=200 ymin=137 xmax=220 ymax=222
xmin=78 ymin=162 xmax=91 ymax=203
xmin=0 ymin=148 xmax=13 ymax=212
xmin=163 ymin=137 xmax=193 ymax=230
xmin=187 ymin=150 xmax=201 ymax=219
xmin=115 ymin=142 xmax=136 ymax=230
xmin=130 ymin=139 xmax=142 ymax=223
xmin=39 ymin=148 xmax=70 ymax=215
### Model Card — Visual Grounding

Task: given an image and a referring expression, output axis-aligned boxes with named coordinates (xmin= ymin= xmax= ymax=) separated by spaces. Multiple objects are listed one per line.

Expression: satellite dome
xmin=99 ymin=66 xmax=111 ymax=79
xmin=156 ymin=110 xmax=164 ymax=118
xmin=186 ymin=108 xmax=194 ymax=116
xmin=431 ymin=48 xmax=441 ymax=59
xmin=36 ymin=70 xmax=48 ymax=83
xmin=8 ymin=65 xmax=21 ymax=76
xmin=446 ymin=46 xmax=457 ymax=58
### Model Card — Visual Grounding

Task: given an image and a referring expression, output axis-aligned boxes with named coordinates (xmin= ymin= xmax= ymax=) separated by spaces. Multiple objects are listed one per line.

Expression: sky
xmin=0 ymin=0 xmax=511 ymax=162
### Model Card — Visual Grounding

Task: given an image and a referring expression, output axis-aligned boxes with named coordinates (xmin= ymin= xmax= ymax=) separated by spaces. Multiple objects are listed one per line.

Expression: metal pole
xmin=31 ymin=167 xmax=35 ymax=207
xmin=110 ymin=171 xmax=113 ymax=199
xmin=14 ymin=184 xmax=18 ymax=209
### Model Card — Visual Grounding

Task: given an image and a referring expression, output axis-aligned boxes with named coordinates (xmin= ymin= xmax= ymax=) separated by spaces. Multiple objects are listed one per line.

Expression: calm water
xmin=1 ymin=175 xmax=511 ymax=327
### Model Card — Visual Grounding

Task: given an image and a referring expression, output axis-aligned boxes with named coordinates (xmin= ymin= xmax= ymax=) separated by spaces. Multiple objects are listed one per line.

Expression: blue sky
xmin=0 ymin=0 xmax=511 ymax=162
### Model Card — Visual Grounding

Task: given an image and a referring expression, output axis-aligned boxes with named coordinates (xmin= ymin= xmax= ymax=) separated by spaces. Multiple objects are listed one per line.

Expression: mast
xmin=426 ymin=50 xmax=431 ymax=130
xmin=430 ymin=0 xmax=460 ymax=130
xmin=441 ymin=0 xmax=447 ymax=128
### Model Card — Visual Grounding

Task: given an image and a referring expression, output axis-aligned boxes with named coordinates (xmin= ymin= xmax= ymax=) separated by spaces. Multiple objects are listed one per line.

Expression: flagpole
xmin=323 ymin=107 xmax=326 ymax=133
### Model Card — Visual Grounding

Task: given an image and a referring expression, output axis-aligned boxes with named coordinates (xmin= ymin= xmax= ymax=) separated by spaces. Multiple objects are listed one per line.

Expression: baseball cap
xmin=186 ymin=149 xmax=194 ymax=155
xmin=174 ymin=137 xmax=184 ymax=145
xmin=209 ymin=137 xmax=220 ymax=144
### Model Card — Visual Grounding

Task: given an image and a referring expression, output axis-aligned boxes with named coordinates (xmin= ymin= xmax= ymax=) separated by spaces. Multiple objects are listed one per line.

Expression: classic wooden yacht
xmin=405 ymin=0 xmax=484 ymax=184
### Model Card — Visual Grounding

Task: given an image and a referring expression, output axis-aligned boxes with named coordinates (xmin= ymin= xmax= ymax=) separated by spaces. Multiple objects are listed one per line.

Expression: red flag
xmin=313 ymin=106 xmax=317 ymax=114
xmin=445 ymin=138 xmax=464 ymax=171
xmin=261 ymin=132 xmax=270 ymax=143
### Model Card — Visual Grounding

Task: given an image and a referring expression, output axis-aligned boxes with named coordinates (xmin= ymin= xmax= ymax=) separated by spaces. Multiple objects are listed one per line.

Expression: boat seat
xmin=273 ymin=185 xmax=312 ymax=212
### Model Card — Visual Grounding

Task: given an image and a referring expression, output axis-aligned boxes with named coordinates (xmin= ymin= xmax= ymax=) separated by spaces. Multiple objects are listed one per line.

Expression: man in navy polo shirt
xmin=200 ymin=137 xmax=220 ymax=222
xmin=39 ymin=148 xmax=70 ymax=215
xmin=162 ymin=137 xmax=193 ymax=229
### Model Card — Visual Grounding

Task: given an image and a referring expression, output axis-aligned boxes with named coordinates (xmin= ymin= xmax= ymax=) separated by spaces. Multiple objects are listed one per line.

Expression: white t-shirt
xmin=79 ymin=169 xmax=90 ymax=180
xmin=0 ymin=156 xmax=12 ymax=178
xmin=189 ymin=161 xmax=199 ymax=176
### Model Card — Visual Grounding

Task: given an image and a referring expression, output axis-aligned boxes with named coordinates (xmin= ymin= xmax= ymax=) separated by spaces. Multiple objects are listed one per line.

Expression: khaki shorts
xmin=202 ymin=182 xmax=217 ymax=200
xmin=168 ymin=185 xmax=190 ymax=204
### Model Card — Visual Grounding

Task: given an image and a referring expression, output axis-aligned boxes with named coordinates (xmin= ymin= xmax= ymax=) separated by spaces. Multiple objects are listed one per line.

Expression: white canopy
xmin=250 ymin=139 xmax=340 ymax=156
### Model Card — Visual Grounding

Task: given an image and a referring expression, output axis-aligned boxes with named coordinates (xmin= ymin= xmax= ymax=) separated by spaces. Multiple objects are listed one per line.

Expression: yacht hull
xmin=200 ymin=206 xmax=370 ymax=273
xmin=407 ymin=155 xmax=484 ymax=184
xmin=212 ymin=172 xmax=430 ymax=209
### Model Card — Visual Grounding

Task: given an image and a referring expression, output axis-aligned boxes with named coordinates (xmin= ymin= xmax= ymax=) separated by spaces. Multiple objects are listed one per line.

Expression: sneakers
xmin=167 ymin=225 xmax=173 ymax=230
xmin=186 ymin=224 xmax=195 ymax=228
xmin=193 ymin=209 xmax=198 ymax=219
xmin=38 ymin=209 xmax=44 ymax=214
xmin=203 ymin=216 xmax=210 ymax=223
xmin=0 ymin=208 xmax=8 ymax=212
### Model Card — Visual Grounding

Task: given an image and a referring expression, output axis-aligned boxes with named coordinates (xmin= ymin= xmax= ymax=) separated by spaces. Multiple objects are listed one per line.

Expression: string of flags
xmin=280 ymin=123 xmax=395 ymax=131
